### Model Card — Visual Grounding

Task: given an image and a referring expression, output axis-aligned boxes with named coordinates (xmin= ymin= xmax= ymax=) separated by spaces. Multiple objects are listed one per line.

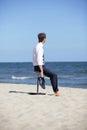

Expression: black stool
xmin=34 ymin=72 xmax=41 ymax=93
xmin=35 ymin=72 xmax=45 ymax=94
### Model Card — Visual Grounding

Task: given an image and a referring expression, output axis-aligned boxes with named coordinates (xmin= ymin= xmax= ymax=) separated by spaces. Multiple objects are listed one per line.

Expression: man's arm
xmin=39 ymin=65 xmax=44 ymax=77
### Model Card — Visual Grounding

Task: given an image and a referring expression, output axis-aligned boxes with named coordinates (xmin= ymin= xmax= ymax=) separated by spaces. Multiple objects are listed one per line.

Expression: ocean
xmin=0 ymin=62 xmax=87 ymax=89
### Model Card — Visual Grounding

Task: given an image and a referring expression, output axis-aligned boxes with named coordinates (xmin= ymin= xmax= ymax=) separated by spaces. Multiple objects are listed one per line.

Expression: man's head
xmin=38 ymin=33 xmax=46 ymax=43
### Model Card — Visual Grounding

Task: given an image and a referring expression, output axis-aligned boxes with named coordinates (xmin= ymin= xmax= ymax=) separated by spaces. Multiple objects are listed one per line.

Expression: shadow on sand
xmin=9 ymin=90 xmax=46 ymax=95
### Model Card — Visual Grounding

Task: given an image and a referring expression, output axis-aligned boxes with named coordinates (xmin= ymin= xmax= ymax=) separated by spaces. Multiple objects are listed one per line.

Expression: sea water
xmin=0 ymin=62 xmax=87 ymax=89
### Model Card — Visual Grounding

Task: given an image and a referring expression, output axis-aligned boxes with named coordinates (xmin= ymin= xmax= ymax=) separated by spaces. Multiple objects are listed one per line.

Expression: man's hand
xmin=41 ymin=71 xmax=44 ymax=77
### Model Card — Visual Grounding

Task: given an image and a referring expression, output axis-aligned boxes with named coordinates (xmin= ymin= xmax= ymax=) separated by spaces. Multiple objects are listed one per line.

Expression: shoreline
xmin=0 ymin=82 xmax=87 ymax=89
xmin=0 ymin=83 xmax=87 ymax=130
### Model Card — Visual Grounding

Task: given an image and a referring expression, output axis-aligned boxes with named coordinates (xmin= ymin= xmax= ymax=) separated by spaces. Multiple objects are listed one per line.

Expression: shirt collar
xmin=38 ymin=42 xmax=43 ymax=47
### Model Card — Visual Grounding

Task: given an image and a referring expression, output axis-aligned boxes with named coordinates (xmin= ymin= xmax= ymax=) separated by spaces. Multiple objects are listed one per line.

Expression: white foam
xmin=12 ymin=75 xmax=49 ymax=80
xmin=11 ymin=75 xmax=34 ymax=80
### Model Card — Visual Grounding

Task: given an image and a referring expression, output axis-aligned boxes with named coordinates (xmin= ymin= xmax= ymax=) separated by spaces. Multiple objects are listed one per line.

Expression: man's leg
xmin=43 ymin=67 xmax=59 ymax=92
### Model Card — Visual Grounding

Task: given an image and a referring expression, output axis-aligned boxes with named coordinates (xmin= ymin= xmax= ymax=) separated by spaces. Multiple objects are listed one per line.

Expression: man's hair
xmin=38 ymin=33 xmax=46 ymax=42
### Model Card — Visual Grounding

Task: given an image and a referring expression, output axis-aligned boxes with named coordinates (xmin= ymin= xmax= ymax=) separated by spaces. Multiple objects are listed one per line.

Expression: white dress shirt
xmin=33 ymin=42 xmax=44 ymax=66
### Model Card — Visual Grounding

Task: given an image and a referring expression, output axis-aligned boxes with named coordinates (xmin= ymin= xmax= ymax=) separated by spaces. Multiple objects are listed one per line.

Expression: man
xmin=33 ymin=33 xmax=61 ymax=96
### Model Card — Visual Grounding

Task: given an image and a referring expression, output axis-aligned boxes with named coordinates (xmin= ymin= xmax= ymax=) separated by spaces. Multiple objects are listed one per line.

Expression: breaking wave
xmin=11 ymin=75 xmax=34 ymax=80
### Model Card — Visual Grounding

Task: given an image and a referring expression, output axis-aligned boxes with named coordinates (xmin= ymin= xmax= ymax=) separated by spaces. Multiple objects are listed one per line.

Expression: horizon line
xmin=0 ymin=61 xmax=87 ymax=63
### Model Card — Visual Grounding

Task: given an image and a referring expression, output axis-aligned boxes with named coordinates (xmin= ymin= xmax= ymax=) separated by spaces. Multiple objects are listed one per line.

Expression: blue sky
xmin=0 ymin=0 xmax=86 ymax=62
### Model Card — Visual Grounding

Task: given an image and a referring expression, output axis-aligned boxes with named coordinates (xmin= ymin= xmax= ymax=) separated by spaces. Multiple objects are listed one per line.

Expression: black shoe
xmin=38 ymin=77 xmax=45 ymax=89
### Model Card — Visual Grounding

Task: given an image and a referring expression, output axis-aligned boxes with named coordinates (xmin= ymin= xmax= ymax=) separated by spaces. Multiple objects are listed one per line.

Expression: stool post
xmin=37 ymin=77 xmax=39 ymax=93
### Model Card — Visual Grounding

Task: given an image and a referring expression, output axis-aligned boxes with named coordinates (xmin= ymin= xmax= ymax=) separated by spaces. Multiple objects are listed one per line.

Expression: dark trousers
xmin=34 ymin=66 xmax=59 ymax=92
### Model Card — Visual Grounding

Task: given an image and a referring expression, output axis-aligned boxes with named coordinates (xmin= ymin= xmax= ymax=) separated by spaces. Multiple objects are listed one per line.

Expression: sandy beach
xmin=0 ymin=83 xmax=87 ymax=130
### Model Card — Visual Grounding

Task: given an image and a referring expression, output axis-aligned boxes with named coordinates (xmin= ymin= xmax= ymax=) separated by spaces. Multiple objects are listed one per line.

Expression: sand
xmin=0 ymin=83 xmax=87 ymax=130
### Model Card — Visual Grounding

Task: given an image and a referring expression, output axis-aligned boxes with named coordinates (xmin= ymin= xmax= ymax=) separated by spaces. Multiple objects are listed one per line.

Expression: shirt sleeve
xmin=37 ymin=47 xmax=44 ymax=65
